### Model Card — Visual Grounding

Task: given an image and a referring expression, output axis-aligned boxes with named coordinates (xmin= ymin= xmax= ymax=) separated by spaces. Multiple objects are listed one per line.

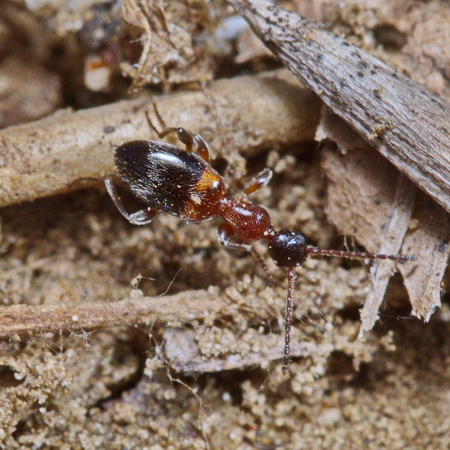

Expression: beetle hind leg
xmin=159 ymin=127 xmax=211 ymax=164
xmin=104 ymin=176 xmax=158 ymax=225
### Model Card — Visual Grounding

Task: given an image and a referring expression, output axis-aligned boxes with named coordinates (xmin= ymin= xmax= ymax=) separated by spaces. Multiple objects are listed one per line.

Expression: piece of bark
xmin=318 ymin=113 xmax=407 ymax=247
xmin=228 ymin=0 xmax=450 ymax=216
xmin=0 ymin=69 xmax=319 ymax=207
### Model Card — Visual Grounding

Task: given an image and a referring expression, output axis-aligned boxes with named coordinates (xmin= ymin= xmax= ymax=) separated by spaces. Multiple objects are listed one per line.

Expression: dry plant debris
xmin=229 ymin=0 xmax=450 ymax=328
xmin=0 ymin=0 xmax=450 ymax=448
xmin=318 ymin=111 xmax=449 ymax=329
xmin=229 ymin=0 xmax=450 ymax=216
xmin=121 ymin=0 xmax=214 ymax=91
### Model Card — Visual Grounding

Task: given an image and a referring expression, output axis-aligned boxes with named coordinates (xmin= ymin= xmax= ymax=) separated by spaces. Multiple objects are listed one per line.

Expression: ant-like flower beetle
xmin=105 ymin=127 xmax=415 ymax=373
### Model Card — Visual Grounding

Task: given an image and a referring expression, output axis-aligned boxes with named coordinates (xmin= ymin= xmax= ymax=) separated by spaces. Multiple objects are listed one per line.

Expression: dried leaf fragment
xmin=121 ymin=0 xmax=214 ymax=90
xmin=320 ymin=113 xmax=447 ymax=330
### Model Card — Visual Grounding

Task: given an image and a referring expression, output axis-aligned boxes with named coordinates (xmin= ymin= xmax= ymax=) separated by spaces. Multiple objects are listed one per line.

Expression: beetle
xmin=105 ymin=127 xmax=414 ymax=372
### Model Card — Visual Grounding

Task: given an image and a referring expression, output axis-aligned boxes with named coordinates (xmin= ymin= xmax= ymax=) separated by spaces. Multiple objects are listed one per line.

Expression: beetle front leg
xmin=242 ymin=168 xmax=273 ymax=197
xmin=219 ymin=222 xmax=274 ymax=284
xmin=104 ymin=177 xmax=159 ymax=225
xmin=218 ymin=222 xmax=252 ymax=252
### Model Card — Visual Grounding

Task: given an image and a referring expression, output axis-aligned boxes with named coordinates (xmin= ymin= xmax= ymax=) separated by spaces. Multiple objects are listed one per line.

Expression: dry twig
xmin=0 ymin=69 xmax=319 ymax=207
xmin=0 ymin=290 xmax=227 ymax=340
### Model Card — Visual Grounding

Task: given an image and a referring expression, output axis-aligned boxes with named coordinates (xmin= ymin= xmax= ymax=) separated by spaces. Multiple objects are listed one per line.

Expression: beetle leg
xmin=159 ymin=127 xmax=211 ymax=163
xmin=242 ymin=168 xmax=273 ymax=197
xmin=104 ymin=177 xmax=158 ymax=225
xmin=219 ymin=222 xmax=275 ymax=285
xmin=218 ymin=222 xmax=252 ymax=252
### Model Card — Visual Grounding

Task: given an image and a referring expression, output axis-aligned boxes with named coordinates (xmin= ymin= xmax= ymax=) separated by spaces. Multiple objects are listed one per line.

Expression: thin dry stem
xmin=0 ymin=290 xmax=227 ymax=340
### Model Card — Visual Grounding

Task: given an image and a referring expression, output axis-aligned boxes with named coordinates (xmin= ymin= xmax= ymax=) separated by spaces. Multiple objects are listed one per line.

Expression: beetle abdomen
xmin=114 ymin=140 xmax=226 ymax=221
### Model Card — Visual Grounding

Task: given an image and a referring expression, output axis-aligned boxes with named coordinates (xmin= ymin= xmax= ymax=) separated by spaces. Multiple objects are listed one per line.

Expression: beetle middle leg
xmin=104 ymin=177 xmax=159 ymax=225
xmin=218 ymin=222 xmax=273 ymax=284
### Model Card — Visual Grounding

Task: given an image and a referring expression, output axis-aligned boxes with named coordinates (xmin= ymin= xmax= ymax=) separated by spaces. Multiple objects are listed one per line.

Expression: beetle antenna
xmin=306 ymin=247 xmax=415 ymax=262
xmin=282 ymin=267 xmax=296 ymax=374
